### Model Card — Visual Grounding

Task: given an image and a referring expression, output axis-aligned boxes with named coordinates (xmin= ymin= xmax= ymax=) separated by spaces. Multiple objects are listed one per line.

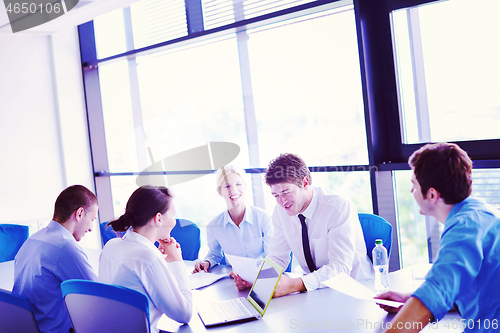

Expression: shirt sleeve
xmin=412 ymin=215 xmax=484 ymax=321
xmin=267 ymin=207 xmax=292 ymax=270
xmin=143 ymin=259 xmax=193 ymax=324
xmin=56 ymin=242 xmax=97 ymax=282
xmin=204 ymin=220 xmax=224 ymax=268
xmin=300 ymin=199 xmax=357 ymax=291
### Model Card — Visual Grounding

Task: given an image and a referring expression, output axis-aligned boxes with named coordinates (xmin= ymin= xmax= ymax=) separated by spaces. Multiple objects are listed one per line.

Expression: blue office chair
xmin=100 ymin=219 xmax=200 ymax=260
xmin=358 ymin=213 xmax=393 ymax=262
xmin=170 ymin=219 xmax=201 ymax=260
xmin=100 ymin=221 xmax=157 ymax=247
xmin=0 ymin=289 xmax=40 ymax=333
xmin=285 ymin=253 xmax=293 ymax=273
xmin=0 ymin=224 xmax=29 ymax=263
xmin=99 ymin=221 xmax=126 ymax=247
xmin=61 ymin=279 xmax=150 ymax=333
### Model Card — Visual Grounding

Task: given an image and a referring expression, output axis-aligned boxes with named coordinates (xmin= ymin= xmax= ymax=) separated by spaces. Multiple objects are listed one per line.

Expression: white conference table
xmin=1 ymin=254 xmax=462 ymax=333
xmin=159 ymin=262 xmax=463 ymax=333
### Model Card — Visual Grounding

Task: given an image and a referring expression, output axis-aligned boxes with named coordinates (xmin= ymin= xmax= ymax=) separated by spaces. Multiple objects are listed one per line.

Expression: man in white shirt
xmin=235 ymin=153 xmax=372 ymax=297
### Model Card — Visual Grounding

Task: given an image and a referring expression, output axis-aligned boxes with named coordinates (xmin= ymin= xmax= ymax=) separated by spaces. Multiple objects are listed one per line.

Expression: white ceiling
xmin=0 ymin=0 xmax=140 ymax=34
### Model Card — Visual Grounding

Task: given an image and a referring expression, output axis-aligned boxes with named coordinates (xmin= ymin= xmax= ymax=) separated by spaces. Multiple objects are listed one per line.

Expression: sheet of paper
xmin=322 ymin=272 xmax=405 ymax=308
xmin=189 ymin=272 xmax=228 ymax=290
xmin=224 ymin=254 xmax=261 ymax=283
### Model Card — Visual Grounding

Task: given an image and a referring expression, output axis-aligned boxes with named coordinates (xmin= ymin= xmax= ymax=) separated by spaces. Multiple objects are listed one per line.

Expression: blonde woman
xmin=193 ymin=165 xmax=273 ymax=273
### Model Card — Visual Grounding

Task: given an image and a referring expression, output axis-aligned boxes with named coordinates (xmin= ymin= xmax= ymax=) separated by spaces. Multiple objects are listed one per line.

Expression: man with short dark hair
xmin=232 ymin=153 xmax=373 ymax=297
xmin=378 ymin=143 xmax=500 ymax=332
xmin=13 ymin=185 xmax=98 ymax=333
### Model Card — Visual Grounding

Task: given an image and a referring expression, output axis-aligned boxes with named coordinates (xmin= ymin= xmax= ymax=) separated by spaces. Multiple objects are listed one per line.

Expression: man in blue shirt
xmin=378 ymin=143 xmax=500 ymax=332
xmin=13 ymin=185 xmax=98 ymax=333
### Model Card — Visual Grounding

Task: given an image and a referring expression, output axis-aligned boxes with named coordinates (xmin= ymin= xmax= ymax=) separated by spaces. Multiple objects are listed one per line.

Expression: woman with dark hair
xmin=98 ymin=186 xmax=192 ymax=332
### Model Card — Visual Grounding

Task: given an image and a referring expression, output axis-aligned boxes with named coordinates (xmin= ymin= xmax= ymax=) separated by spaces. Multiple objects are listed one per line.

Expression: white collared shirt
xmin=268 ymin=186 xmax=373 ymax=291
xmin=99 ymin=231 xmax=192 ymax=332
xmin=204 ymin=205 xmax=273 ymax=267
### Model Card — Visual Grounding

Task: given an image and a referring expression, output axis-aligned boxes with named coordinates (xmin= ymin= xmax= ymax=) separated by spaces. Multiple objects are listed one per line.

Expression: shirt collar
xmin=223 ymin=206 xmax=253 ymax=226
xmin=446 ymin=196 xmax=475 ymax=224
xmin=48 ymin=220 xmax=75 ymax=241
xmin=299 ymin=187 xmax=318 ymax=220
xmin=123 ymin=229 xmax=159 ymax=251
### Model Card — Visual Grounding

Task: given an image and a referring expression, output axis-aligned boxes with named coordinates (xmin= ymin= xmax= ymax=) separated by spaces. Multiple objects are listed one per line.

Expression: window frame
xmin=79 ymin=0 xmax=374 ymax=222
xmin=79 ymin=0 xmax=500 ymax=271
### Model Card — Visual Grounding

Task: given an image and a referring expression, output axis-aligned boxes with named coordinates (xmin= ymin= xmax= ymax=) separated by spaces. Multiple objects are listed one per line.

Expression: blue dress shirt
xmin=413 ymin=197 xmax=500 ymax=330
xmin=13 ymin=220 xmax=97 ymax=333
xmin=204 ymin=205 xmax=273 ymax=267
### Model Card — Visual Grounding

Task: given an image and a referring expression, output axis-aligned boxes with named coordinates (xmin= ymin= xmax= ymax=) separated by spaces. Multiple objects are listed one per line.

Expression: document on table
xmin=224 ymin=254 xmax=262 ymax=283
xmin=322 ymin=273 xmax=405 ymax=308
xmin=189 ymin=272 xmax=229 ymax=290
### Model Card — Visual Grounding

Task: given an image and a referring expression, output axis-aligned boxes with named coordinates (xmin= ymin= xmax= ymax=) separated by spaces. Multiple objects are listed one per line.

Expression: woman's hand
xmin=158 ymin=237 xmax=182 ymax=262
xmin=193 ymin=261 xmax=210 ymax=273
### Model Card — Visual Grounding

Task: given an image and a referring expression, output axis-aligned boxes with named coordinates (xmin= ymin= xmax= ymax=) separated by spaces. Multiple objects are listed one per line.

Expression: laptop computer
xmin=197 ymin=257 xmax=284 ymax=327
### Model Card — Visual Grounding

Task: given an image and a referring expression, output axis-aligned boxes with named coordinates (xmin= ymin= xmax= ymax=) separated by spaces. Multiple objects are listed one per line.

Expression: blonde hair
xmin=216 ymin=165 xmax=247 ymax=195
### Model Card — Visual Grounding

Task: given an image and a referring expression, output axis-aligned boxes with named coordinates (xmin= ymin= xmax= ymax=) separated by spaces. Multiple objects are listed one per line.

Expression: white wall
xmin=51 ymin=28 xmax=94 ymax=190
xmin=0 ymin=28 xmax=99 ymax=248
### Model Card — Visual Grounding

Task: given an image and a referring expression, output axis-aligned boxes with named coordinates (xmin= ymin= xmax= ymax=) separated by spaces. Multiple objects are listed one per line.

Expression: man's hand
xmin=273 ymin=275 xmax=306 ymax=298
xmin=229 ymin=272 xmax=253 ymax=290
xmin=375 ymin=291 xmax=410 ymax=313
xmin=381 ymin=296 xmax=433 ymax=333
xmin=192 ymin=261 xmax=210 ymax=273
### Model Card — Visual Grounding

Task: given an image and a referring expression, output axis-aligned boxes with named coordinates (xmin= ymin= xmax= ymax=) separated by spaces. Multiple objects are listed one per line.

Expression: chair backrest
xmin=285 ymin=252 xmax=293 ymax=273
xmin=169 ymin=219 xmax=201 ymax=260
xmin=0 ymin=289 xmax=40 ymax=333
xmin=61 ymin=279 xmax=150 ymax=333
xmin=99 ymin=222 xmax=125 ymax=247
xmin=358 ymin=213 xmax=393 ymax=262
xmin=101 ymin=219 xmax=200 ymax=260
xmin=0 ymin=224 xmax=29 ymax=263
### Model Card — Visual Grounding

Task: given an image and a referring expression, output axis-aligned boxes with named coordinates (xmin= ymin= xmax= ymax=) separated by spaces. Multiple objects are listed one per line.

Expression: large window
xmin=247 ymin=8 xmax=368 ymax=166
xmin=395 ymin=167 xmax=500 ymax=268
xmin=389 ymin=0 xmax=500 ymax=268
xmin=392 ymin=0 xmax=500 ymax=144
xmin=136 ymin=36 xmax=248 ymax=170
xmin=81 ymin=0 xmax=500 ymax=269
xmin=88 ymin=0 xmax=372 ymax=255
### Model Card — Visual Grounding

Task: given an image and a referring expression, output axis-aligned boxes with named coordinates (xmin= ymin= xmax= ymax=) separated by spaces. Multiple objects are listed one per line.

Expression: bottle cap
xmin=375 ymin=239 xmax=383 ymax=245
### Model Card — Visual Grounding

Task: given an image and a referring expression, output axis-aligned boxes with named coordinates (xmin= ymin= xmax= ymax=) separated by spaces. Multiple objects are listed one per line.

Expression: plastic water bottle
xmin=373 ymin=239 xmax=390 ymax=293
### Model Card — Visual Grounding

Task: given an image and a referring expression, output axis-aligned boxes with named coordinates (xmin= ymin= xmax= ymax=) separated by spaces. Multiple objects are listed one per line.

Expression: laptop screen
xmin=246 ymin=258 xmax=283 ymax=316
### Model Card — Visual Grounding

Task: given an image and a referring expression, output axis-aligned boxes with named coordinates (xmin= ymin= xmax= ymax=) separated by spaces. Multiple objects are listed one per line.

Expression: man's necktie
xmin=299 ymin=214 xmax=316 ymax=273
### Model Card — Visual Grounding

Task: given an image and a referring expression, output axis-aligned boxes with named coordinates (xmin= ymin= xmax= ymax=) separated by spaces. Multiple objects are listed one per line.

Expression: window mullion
xmin=376 ymin=170 xmax=401 ymax=271
xmin=79 ymin=22 xmax=115 ymax=225
xmin=233 ymin=0 xmax=265 ymax=208
xmin=124 ymin=7 xmax=149 ymax=172
xmin=425 ymin=215 xmax=440 ymax=263
xmin=407 ymin=7 xmax=431 ymax=142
